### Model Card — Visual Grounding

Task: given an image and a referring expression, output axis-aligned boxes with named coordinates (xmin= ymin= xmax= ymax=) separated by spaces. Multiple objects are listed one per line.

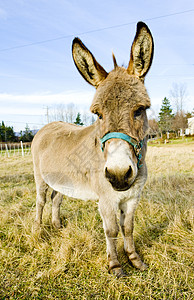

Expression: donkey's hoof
xmin=33 ymin=221 xmax=41 ymax=231
xmin=110 ymin=267 xmax=128 ymax=278
xmin=133 ymin=260 xmax=148 ymax=271
xmin=128 ymin=253 xmax=148 ymax=271
xmin=32 ymin=221 xmax=42 ymax=236
xmin=52 ymin=220 xmax=62 ymax=229
xmin=139 ymin=262 xmax=148 ymax=271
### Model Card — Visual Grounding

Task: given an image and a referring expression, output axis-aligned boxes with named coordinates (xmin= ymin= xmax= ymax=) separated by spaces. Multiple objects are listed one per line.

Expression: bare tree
xmin=49 ymin=103 xmax=78 ymax=123
xmin=170 ymin=83 xmax=187 ymax=114
xmin=51 ymin=104 xmax=66 ymax=122
xmin=169 ymin=83 xmax=188 ymax=135
xmin=48 ymin=104 xmax=96 ymax=126
xmin=148 ymin=118 xmax=159 ymax=138
xmin=82 ymin=111 xmax=90 ymax=125
xmin=67 ymin=103 xmax=76 ymax=123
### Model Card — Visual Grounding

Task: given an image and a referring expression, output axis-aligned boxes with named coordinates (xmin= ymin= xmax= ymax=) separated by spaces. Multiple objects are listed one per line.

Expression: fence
xmin=0 ymin=142 xmax=31 ymax=157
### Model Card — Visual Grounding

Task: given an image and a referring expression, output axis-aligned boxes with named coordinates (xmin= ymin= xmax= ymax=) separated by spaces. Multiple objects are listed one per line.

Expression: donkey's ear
xmin=127 ymin=22 xmax=154 ymax=80
xmin=72 ymin=38 xmax=108 ymax=88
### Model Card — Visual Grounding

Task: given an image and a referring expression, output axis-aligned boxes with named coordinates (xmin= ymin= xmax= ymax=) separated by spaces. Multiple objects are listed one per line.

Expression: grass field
xmin=0 ymin=142 xmax=193 ymax=299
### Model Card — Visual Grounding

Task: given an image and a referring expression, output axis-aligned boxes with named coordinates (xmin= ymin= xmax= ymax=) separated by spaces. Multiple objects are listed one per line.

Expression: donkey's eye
xmin=97 ymin=112 xmax=103 ymax=120
xmin=134 ymin=107 xmax=144 ymax=119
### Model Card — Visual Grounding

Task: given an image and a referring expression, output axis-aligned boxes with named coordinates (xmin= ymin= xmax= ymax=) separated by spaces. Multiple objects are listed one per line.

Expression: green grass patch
xmin=148 ymin=136 xmax=194 ymax=147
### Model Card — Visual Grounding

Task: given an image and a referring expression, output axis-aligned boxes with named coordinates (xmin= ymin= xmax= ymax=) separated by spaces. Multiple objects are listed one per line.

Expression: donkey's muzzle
xmin=105 ymin=166 xmax=133 ymax=191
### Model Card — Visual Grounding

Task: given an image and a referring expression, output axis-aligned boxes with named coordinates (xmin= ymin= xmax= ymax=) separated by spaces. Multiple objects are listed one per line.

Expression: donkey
xmin=31 ymin=21 xmax=154 ymax=277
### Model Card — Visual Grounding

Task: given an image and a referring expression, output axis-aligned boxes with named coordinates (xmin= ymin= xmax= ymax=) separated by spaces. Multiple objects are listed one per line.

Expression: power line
xmin=0 ymin=8 xmax=194 ymax=52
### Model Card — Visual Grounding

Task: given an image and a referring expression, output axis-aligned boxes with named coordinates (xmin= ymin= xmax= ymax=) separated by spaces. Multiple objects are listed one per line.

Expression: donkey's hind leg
xmin=51 ymin=190 xmax=63 ymax=229
xmin=35 ymin=179 xmax=48 ymax=227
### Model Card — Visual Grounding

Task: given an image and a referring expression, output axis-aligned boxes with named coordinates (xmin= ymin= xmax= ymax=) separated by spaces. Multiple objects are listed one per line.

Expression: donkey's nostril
xmin=105 ymin=166 xmax=134 ymax=191
xmin=124 ymin=166 xmax=133 ymax=181
xmin=105 ymin=167 xmax=117 ymax=185
xmin=105 ymin=167 xmax=113 ymax=180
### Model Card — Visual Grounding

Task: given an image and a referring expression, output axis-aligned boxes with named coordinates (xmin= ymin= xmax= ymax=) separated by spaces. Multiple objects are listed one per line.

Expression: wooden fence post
xmin=21 ymin=141 xmax=24 ymax=156
xmin=5 ymin=144 xmax=10 ymax=157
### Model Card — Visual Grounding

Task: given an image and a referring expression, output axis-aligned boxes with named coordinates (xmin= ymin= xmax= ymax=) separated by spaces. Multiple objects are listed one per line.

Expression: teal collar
xmin=100 ymin=132 xmax=144 ymax=168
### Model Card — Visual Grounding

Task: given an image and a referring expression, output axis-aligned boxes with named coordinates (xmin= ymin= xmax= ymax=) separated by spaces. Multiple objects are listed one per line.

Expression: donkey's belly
xmin=52 ymin=183 xmax=99 ymax=201
xmin=43 ymin=173 xmax=99 ymax=201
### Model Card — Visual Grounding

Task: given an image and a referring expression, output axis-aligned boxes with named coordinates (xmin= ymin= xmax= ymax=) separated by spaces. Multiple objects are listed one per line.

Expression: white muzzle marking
xmin=104 ymin=140 xmax=137 ymax=191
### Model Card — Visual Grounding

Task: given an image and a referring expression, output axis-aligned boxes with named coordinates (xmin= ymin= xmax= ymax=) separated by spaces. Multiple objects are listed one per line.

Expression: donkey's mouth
xmin=111 ymin=183 xmax=132 ymax=192
xmin=107 ymin=178 xmax=133 ymax=191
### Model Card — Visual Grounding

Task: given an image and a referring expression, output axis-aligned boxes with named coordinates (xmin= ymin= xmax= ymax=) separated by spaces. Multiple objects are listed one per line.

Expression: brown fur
xmin=32 ymin=22 xmax=154 ymax=277
xmin=90 ymin=67 xmax=150 ymax=140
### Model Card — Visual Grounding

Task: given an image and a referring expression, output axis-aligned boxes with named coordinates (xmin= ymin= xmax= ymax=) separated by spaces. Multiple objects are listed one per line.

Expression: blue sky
xmin=0 ymin=0 xmax=194 ymax=131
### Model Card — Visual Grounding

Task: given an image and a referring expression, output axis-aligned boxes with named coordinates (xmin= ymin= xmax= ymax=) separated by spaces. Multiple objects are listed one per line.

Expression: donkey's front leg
xmin=98 ymin=200 xmax=126 ymax=277
xmin=119 ymin=201 xmax=147 ymax=271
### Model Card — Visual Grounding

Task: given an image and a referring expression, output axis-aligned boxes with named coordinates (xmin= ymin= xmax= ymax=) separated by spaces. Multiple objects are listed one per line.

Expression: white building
xmin=185 ymin=117 xmax=194 ymax=135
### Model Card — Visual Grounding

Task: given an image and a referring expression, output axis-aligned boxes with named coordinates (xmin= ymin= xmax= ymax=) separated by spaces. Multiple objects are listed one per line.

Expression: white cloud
xmin=0 ymin=90 xmax=95 ymax=112
xmin=0 ymin=90 xmax=95 ymax=131
xmin=0 ymin=90 xmax=160 ymax=132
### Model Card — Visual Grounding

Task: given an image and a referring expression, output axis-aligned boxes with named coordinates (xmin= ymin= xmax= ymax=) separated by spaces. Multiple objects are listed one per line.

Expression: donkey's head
xmin=72 ymin=22 xmax=154 ymax=191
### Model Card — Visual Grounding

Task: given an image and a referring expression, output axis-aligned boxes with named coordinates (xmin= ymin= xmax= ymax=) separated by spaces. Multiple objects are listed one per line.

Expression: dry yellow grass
xmin=0 ymin=142 xmax=193 ymax=299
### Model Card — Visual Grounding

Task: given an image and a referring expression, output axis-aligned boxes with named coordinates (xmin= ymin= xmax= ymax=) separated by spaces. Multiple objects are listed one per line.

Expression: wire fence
xmin=0 ymin=142 xmax=31 ymax=157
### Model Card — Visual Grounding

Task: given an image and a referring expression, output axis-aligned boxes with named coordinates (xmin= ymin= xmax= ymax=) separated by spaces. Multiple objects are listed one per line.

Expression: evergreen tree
xmin=74 ymin=113 xmax=84 ymax=125
xmin=158 ymin=97 xmax=174 ymax=134
xmin=20 ymin=124 xmax=34 ymax=142
xmin=0 ymin=121 xmax=17 ymax=142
